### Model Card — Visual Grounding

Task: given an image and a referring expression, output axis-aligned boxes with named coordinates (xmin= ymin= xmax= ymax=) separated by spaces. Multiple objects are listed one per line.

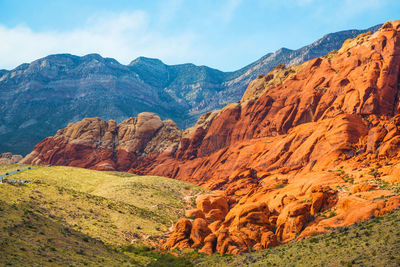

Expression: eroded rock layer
xmin=22 ymin=21 xmax=400 ymax=254
xmin=21 ymin=112 xmax=182 ymax=171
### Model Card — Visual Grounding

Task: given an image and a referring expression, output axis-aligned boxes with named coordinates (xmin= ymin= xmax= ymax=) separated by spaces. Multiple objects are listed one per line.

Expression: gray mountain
xmin=0 ymin=24 xmax=381 ymax=155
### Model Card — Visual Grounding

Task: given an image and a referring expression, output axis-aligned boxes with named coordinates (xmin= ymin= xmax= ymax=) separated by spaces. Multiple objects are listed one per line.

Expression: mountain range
xmin=0 ymin=24 xmax=381 ymax=155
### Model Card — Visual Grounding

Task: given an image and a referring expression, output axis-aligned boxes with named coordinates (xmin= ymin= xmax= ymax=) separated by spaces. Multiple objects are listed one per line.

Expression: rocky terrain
xmin=0 ymin=25 xmax=380 ymax=155
xmin=20 ymin=21 xmax=400 ymax=256
xmin=195 ymin=210 xmax=400 ymax=266
xmin=20 ymin=112 xmax=183 ymax=171
xmin=0 ymin=152 xmax=22 ymax=164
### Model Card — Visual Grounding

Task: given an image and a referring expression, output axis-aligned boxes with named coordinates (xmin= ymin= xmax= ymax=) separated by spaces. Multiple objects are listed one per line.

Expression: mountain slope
xmin=0 ymin=25 xmax=380 ymax=155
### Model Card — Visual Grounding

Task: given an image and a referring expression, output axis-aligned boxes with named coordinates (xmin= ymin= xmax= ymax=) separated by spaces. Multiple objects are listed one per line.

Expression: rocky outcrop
xmin=0 ymin=152 xmax=23 ymax=164
xmin=241 ymin=63 xmax=305 ymax=103
xmin=139 ymin=21 xmax=400 ymax=185
xmin=20 ymin=113 xmax=182 ymax=171
xmin=163 ymin=218 xmax=192 ymax=250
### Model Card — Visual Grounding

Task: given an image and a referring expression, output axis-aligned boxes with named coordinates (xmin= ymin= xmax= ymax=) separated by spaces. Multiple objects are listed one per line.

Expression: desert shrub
xmin=368 ymin=171 xmax=379 ymax=178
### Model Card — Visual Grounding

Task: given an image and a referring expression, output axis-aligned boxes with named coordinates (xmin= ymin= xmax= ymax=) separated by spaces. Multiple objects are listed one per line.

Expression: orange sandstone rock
xmin=199 ymin=234 xmax=217 ymax=255
xmin=276 ymin=202 xmax=311 ymax=242
xmin=185 ymin=209 xmax=206 ymax=219
xmin=190 ymin=218 xmax=212 ymax=248
xmin=164 ymin=218 xmax=192 ymax=250
xmin=261 ymin=231 xmax=279 ymax=249
xmin=351 ymin=183 xmax=378 ymax=194
xmin=196 ymin=192 xmax=229 ymax=219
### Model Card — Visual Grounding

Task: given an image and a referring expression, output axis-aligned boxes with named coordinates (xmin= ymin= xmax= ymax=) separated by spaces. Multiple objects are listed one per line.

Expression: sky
xmin=0 ymin=0 xmax=399 ymax=71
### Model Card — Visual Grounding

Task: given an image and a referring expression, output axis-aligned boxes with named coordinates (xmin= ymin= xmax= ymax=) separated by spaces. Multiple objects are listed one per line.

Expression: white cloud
xmin=0 ymin=11 xmax=198 ymax=70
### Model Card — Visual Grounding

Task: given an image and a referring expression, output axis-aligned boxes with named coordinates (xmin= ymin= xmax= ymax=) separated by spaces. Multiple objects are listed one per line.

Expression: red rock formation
xmin=21 ymin=21 xmax=400 ymax=254
xmin=190 ymin=218 xmax=212 ymax=248
xmin=163 ymin=218 xmax=192 ymax=250
xmin=20 ymin=113 xmax=182 ymax=171
xmin=185 ymin=209 xmax=206 ymax=219
xmin=0 ymin=152 xmax=23 ymax=164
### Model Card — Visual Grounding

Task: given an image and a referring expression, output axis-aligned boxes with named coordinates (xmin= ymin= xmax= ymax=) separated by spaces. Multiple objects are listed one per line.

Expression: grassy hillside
xmin=193 ymin=210 xmax=400 ymax=266
xmin=0 ymin=165 xmax=208 ymax=266
xmin=0 ymin=200 xmax=135 ymax=266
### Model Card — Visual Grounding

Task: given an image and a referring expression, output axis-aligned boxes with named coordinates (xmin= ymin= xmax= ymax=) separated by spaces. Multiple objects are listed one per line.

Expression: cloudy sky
xmin=0 ymin=0 xmax=399 ymax=71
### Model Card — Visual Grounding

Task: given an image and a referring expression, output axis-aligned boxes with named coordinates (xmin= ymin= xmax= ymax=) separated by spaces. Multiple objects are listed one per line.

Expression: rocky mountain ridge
xmin=0 ymin=25 xmax=380 ymax=155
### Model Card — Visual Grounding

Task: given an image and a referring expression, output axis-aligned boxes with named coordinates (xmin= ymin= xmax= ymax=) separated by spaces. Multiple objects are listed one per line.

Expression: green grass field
xmin=0 ymin=165 xmax=207 ymax=266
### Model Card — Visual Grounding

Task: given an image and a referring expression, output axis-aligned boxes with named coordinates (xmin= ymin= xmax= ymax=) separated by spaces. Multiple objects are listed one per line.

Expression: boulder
xmin=185 ymin=209 xmax=205 ymax=219
xmin=206 ymin=209 xmax=225 ymax=221
xmin=351 ymin=184 xmax=378 ymax=194
xmin=164 ymin=218 xmax=192 ymax=250
xmin=366 ymin=126 xmax=387 ymax=152
xmin=261 ymin=231 xmax=279 ymax=248
xmin=310 ymin=192 xmax=325 ymax=215
xmin=199 ymin=234 xmax=217 ymax=255
xmin=190 ymin=218 xmax=212 ymax=248
xmin=276 ymin=203 xmax=311 ymax=242
xmin=196 ymin=191 xmax=229 ymax=219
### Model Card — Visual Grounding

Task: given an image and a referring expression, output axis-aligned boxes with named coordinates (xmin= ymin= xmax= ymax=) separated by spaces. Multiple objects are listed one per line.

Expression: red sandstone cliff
xmin=20 ymin=112 xmax=182 ymax=171
xmin=21 ymin=21 xmax=400 ymax=254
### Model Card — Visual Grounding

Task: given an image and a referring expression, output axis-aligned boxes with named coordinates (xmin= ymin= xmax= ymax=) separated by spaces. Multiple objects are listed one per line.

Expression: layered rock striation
xmin=21 ymin=113 xmax=182 ymax=171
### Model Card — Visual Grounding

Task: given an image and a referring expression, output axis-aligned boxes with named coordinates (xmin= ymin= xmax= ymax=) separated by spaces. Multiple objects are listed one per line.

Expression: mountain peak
xmin=276 ymin=47 xmax=293 ymax=53
xmin=129 ymin=56 xmax=165 ymax=67
xmin=82 ymin=53 xmax=104 ymax=61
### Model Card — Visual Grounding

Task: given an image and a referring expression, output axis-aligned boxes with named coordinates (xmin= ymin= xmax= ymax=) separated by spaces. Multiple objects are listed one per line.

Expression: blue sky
xmin=0 ymin=0 xmax=399 ymax=71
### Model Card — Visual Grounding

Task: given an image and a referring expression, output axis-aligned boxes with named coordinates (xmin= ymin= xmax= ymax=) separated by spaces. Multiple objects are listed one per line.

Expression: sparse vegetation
xmin=333 ymin=169 xmax=354 ymax=183
xmin=314 ymin=87 xmax=327 ymax=93
xmin=369 ymin=170 xmax=379 ymax=178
